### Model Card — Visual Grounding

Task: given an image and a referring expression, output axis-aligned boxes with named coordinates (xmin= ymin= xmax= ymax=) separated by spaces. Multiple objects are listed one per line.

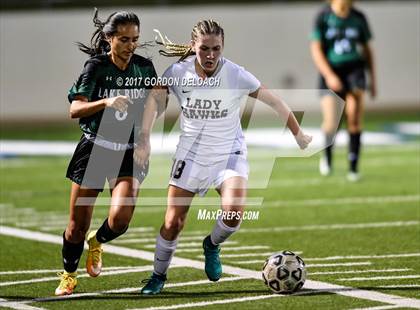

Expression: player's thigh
xmin=66 ymin=136 xmax=107 ymax=192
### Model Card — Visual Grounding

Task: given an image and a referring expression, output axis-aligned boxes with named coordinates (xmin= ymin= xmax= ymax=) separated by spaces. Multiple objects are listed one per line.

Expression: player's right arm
xmin=310 ymin=10 xmax=342 ymax=92
xmin=310 ymin=41 xmax=342 ymax=92
xmin=69 ymin=57 xmax=132 ymax=119
xmin=69 ymin=95 xmax=132 ymax=119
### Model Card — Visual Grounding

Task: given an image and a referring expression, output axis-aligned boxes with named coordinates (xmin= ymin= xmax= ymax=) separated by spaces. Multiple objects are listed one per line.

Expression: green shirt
xmin=68 ymin=54 xmax=157 ymax=143
xmin=311 ymin=6 xmax=372 ymax=66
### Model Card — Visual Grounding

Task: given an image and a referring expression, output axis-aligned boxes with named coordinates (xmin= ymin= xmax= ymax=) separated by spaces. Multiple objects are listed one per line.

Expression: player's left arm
xmin=134 ymin=85 xmax=169 ymax=166
xmin=363 ymin=42 xmax=377 ymax=99
xmin=249 ymin=86 xmax=312 ymax=149
xmin=359 ymin=12 xmax=377 ymax=99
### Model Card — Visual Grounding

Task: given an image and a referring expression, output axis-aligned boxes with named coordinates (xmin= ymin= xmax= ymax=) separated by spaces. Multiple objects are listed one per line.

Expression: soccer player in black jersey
xmin=311 ymin=0 xmax=377 ymax=181
xmin=55 ymin=9 xmax=157 ymax=295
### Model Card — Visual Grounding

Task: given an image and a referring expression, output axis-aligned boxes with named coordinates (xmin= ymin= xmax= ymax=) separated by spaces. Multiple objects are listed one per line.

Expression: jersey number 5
xmin=171 ymin=159 xmax=186 ymax=179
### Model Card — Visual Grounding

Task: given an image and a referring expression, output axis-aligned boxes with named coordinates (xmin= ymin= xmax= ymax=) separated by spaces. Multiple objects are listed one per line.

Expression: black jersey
xmin=311 ymin=5 xmax=372 ymax=67
xmin=68 ymin=54 xmax=157 ymax=143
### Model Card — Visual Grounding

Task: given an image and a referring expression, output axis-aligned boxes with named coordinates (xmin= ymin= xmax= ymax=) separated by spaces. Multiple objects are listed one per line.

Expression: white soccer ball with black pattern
xmin=262 ymin=251 xmax=306 ymax=294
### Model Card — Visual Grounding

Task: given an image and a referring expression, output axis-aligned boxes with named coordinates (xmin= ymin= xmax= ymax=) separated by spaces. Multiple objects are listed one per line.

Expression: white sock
xmin=210 ymin=216 xmax=241 ymax=246
xmin=154 ymin=234 xmax=178 ymax=276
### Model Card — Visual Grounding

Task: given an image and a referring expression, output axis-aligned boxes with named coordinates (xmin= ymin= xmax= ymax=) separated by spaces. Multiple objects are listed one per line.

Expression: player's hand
xmin=294 ymin=130 xmax=312 ymax=150
xmin=325 ymin=74 xmax=343 ymax=92
xmin=105 ymin=96 xmax=133 ymax=112
xmin=134 ymin=133 xmax=151 ymax=168
xmin=370 ymin=82 xmax=377 ymax=99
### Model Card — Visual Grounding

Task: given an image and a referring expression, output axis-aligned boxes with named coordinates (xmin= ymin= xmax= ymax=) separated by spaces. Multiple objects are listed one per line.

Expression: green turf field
xmin=0 ymin=136 xmax=419 ymax=309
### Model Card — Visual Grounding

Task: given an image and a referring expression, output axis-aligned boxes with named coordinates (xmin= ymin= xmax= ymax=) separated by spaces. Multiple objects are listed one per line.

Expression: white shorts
xmin=169 ymin=152 xmax=249 ymax=197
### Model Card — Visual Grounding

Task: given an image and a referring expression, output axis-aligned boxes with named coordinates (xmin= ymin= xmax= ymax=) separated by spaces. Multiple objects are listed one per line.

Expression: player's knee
xmin=223 ymin=218 xmax=241 ymax=228
xmin=348 ymin=120 xmax=362 ymax=133
xmin=108 ymin=217 xmax=130 ymax=234
xmin=66 ymin=223 xmax=89 ymax=243
xmin=322 ymin=121 xmax=337 ymax=135
xmin=164 ymin=217 xmax=186 ymax=235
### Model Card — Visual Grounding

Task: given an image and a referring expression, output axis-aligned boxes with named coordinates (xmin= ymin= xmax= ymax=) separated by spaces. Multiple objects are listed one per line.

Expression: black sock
xmin=325 ymin=133 xmax=335 ymax=167
xmin=349 ymin=132 xmax=361 ymax=173
xmin=62 ymin=232 xmax=84 ymax=273
xmin=95 ymin=218 xmax=128 ymax=243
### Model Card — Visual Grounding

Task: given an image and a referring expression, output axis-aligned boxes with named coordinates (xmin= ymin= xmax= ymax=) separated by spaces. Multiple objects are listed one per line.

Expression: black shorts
xmin=319 ymin=62 xmax=366 ymax=99
xmin=66 ymin=136 xmax=148 ymax=192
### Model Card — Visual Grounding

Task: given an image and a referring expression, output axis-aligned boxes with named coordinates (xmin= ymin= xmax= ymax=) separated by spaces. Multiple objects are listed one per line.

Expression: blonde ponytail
xmin=154 ymin=19 xmax=224 ymax=62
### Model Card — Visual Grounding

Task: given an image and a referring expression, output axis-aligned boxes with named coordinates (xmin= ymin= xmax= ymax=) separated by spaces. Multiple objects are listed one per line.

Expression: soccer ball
xmin=262 ymin=250 xmax=306 ymax=294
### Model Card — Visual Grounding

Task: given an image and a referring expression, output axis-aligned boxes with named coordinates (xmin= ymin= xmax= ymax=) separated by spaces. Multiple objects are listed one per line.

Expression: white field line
xmin=128 ymin=294 xmax=283 ymax=310
xmin=308 ymin=262 xmax=372 ymax=268
xmin=209 ymin=252 xmax=273 ymax=258
xmin=0 ymin=266 xmax=146 ymax=275
xmin=180 ymin=230 xmax=209 ymax=236
xmin=218 ymin=252 xmax=420 ymax=265
xmin=374 ymin=285 xmax=420 ymax=289
xmin=40 ymin=225 xmax=155 ymax=233
xmin=205 ymin=251 xmax=303 ymax=259
xmin=212 ymin=251 xmax=274 ymax=258
xmin=1 ymin=226 xmax=420 ymax=309
xmin=0 ymin=269 xmax=66 ymax=276
xmin=350 ymin=306 xmax=401 ymax=310
xmin=232 ymin=261 xmax=373 ymax=267
xmin=39 ymin=226 xmax=72 ymax=232
xmin=114 ymin=236 xmax=206 ymax=244
xmin=0 ymin=298 xmax=45 ymax=310
xmin=122 ymin=229 xmax=207 ymax=238
xmin=262 ymin=195 xmax=420 ymax=208
xmin=122 ymin=227 xmax=155 ymax=232
xmin=235 ymin=221 xmax=419 ymax=233
xmin=16 ymin=219 xmax=101 ymax=230
xmin=136 ymin=283 xmax=389 ymax=310
xmin=0 ymin=266 xmax=163 ymax=287
xmin=118 ymin=232 xmax=159 ymax=238
xmin=32 ymin=276 xmax=248 ymax=302
xmin=126 ymin=288 xmax=344 ymax=310
xmin=74 ymin=197 xmax=263 ymax=207
xmin=310 ymin=268 xmax=412 ymax=275
xmin=143 ymin=241 xmax=237 ymax=249
xmin=339 ymin=275 xmax=420 ymax=282
xmin=17 ymin=221 xmax=68 ymax=228
xmin=304 ymin=253 xmax=420 ymax=262
xmin=175 ymin=245 xmax=270 ymax=253
xmin=113 ymin=276 xmax=248 ymax=292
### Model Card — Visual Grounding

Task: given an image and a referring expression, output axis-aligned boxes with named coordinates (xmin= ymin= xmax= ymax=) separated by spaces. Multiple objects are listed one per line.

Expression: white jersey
xmin=163 ymin=56 xmax=260 ymax=165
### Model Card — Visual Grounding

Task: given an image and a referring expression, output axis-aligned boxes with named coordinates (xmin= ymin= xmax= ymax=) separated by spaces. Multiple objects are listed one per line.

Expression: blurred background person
xmin=311 ymin=0 xmax=376 ymax=181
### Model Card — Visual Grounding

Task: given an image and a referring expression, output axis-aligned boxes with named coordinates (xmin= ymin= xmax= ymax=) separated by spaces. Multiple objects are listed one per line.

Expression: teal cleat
xmin=140 ymin=273 xmax=166 ymax=295
xmin=203 ymin=235 xmax=222 ymax=281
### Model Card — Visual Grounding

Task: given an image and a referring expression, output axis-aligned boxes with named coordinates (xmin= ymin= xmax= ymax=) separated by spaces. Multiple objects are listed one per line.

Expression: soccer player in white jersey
xmin=134 ymin=20 xmax=312 ymax=295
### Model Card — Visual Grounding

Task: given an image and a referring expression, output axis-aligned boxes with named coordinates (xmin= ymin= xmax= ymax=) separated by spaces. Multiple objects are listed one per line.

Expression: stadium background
xmin=0 ymin=1 xmax=419 ymax=309
xmin=0 ymin=0 xmax=419 ymax=121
